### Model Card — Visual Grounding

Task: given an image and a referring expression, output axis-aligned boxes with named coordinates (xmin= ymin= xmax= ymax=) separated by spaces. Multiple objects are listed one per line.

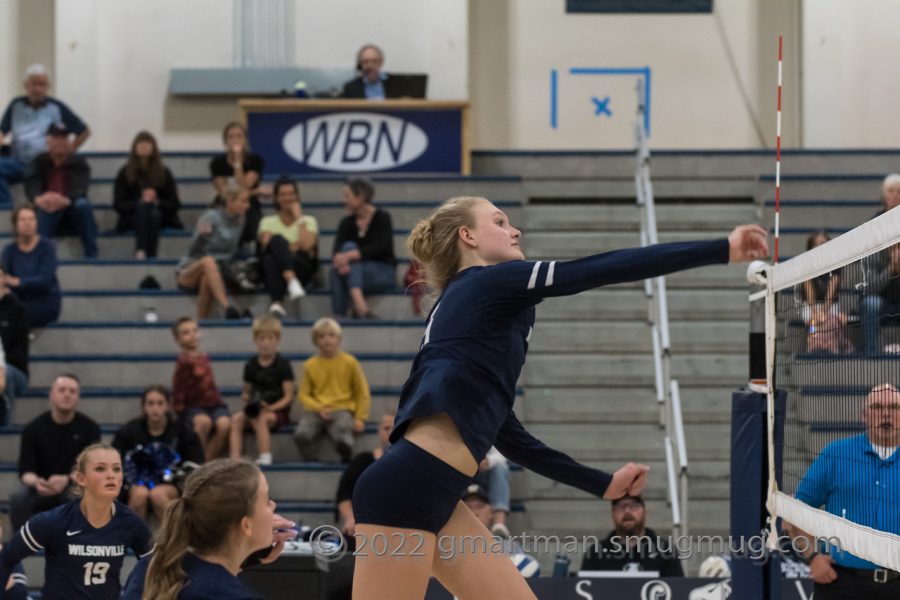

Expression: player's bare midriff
xmin=403 ymin=413 xmax=479 ymax=476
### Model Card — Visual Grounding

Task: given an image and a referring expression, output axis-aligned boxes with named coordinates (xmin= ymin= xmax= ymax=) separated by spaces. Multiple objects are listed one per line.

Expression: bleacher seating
xmin=5 ymin=148 xmax=900 ymax=584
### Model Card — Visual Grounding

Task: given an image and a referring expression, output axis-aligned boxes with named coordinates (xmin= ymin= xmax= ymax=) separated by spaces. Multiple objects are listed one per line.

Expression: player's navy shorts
xmin=352 ymin=438 xmax=472 ymax=534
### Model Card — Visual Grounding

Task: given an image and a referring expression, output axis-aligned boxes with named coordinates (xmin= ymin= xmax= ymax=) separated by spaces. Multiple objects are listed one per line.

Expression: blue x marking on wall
xmin=592 ymin=96 xmax=612 ymax=117
xmin=549 ymin=66 xmax=651 ymax=134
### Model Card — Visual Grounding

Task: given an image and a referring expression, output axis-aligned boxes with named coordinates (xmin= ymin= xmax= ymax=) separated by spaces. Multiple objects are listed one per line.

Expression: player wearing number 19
xmin=0 ymin=443 xmax=153 ymax=600
xmin=351 ymin=197 xmax=769 ymax=600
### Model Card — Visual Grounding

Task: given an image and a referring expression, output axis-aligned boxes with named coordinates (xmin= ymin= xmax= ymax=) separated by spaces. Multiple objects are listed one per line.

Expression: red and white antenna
xmin=774 ymin=35 xmax=783 ymax=264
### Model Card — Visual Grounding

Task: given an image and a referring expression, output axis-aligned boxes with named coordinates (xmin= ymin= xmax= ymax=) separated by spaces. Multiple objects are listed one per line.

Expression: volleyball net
xmin=754 ymin=207 xmax=900 ymax=572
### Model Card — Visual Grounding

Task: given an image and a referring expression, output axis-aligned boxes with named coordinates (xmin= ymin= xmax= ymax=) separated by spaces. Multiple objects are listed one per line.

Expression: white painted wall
xmin=802 ymin=0 xmax=900 ymax=148
xmin=470 ymin=0 xmax=799 ymax=150
xmin=0 ymin=1 xmax=19 ymax=111
xmin=49 ymin=0 xmax=467 ymax=151
xmin=295 ymin=0 xmax=467 ymax=102
xmin=55 ymin=0 xmax=234 ymax=151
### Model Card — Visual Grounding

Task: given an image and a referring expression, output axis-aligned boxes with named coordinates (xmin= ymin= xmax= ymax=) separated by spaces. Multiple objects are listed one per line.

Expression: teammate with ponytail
xmin=351 ymin=196 xmax=768 ymax=599
xmin=122 ymin=459 xmax=293 ymax=600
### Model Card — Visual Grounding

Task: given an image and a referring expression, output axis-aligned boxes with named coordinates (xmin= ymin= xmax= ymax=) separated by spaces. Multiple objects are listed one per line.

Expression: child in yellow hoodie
xmin=294 ymin=317 xmax=370 ymax=461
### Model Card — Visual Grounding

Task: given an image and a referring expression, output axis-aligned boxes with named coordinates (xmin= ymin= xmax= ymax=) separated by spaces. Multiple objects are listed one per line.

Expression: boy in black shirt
xmin=229 ymin=315 xmax=294 ymax=465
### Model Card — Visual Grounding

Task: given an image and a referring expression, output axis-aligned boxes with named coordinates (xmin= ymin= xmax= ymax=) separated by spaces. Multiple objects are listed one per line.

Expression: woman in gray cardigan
xmin=176 ymin=187 xmax=250 ymax=319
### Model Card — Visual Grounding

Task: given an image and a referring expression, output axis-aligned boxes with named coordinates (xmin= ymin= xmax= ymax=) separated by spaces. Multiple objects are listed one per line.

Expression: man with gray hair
xmin=0 ymin=64 xmax=91 ymax=207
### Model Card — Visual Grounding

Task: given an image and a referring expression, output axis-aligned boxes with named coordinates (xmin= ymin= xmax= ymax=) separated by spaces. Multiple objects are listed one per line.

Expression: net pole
xmin=774 ymin=35 xmax=783 ymax=264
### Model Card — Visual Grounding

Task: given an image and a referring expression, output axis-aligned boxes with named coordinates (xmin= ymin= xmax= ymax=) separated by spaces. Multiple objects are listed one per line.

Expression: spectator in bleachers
xmin=791 ymin=383 xmax=900 ymax=598
xmin=0 ymin=64 xmax=90 ymax=207
xmin=330 ymin=178 xmax=396 ymax=319
xmin=176 ymin=185 xmax=251 ymax=320
xmin=0 ymin=345 xmax=7 ymax=426
xmin=25 ymin=124 xmax=98 ymax=258
xmin=581 ymin=494 xmax=684 ymax=576
xmin=404 ymin=259 xmax=427 ymax=316
xmin=111 ymin=385 xmax=204 ymax=521
xmin=114 ymin=130 xmax=182 ymax=260
xmin=341 ymin=44 xmax=389 ymax=100
xmin=459 ymin=483 xmax=540 ymax=577
xmin=0 ymin=264 xmax=29 ymax=405
xmin=335 ymin=412 xmax=394 ymax=541
xmin=258 ymin=177 xmax=319 ymax=318
xmin=878 ymin=173 xmax=900 ymax=216
xmin=229 ymin=315 xmax=295 ymax=465
xmin=800 ymin=231 xmax=853 ymax=354
xmin=171 ymin=317 xmax=232 ymax=462
xmin=294 ymin=317 xmax=370 ymax=462
xmin=209 ymin=122 xmax=269 ymax=247
xmin=9 ymin=373 xmax=100 ymax=531
xmin=859 ymin=242 xmax=900 ymax=354
xmin=858 ymin=175 xmax=900 ymax=354
xmin=1 ymin=204 xmax=62 ymax=328
xmin=474 ymin=447 xmax=512 ymax=538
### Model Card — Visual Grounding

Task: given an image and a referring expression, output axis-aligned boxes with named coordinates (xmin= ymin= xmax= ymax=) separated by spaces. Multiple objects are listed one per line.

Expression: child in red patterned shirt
xmin=171 ymin=317 xmax=231 ymax=461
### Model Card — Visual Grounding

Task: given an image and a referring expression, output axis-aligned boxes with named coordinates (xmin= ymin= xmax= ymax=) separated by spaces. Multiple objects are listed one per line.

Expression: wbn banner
xmin=247 ymin=106 xmax=464 ymax=175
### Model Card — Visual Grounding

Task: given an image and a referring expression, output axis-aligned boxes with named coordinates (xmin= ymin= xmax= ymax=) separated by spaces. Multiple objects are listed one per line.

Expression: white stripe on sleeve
xmin=526 ymin=261 xmax=543 ymax=290
xmin=545 ymin=261 xmax=556 ymax=287
xmin=22 ymin=522 xmax=43 ymax=552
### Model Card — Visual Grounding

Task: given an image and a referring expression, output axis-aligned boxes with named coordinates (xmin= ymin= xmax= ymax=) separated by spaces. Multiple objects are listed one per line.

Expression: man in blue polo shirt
xmin=0 ymin=64 xmax=90 ymax=207
xmin=794 ymin=383 xmax=900 ymax=599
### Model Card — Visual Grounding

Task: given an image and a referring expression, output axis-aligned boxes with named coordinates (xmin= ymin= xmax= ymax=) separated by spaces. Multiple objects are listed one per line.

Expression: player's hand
xmin=259 ymin=514 xmax=296 ymax=565
xmin=602 ymin=463 xmax=650 ymax=500
xmin=809 ymin=554 xmax=837 ymax=584
xmin=353 ymin=419 xmax=365 ymax=434
xmin=319 ymin=409 xmax=333 ymax=421
xmin=728 ymin=224 xmax=769 ymax=263
xmin=341 ymin=517 xmax=356 ymax=538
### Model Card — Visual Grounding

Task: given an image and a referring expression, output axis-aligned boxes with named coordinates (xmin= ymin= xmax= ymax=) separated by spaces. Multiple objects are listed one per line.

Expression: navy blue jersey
xmin=123 ymin=553 xmax=263 ymax=600
xmin=0 ymin=499 xmax=153 ymax=600
xmin=391 ymin=239 xmax=731 ymax=497
xmin=3 ymin=563 xmax=28 ymax=600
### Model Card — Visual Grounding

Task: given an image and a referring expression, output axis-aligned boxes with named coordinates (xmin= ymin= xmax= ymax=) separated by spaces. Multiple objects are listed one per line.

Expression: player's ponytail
xmin=407 ymin=196 xmax=484 ymax=292
xmin=144 ymin=498 xmax=190 ymax=600
xmin=144 ymin=459 xmax=261 ymax=600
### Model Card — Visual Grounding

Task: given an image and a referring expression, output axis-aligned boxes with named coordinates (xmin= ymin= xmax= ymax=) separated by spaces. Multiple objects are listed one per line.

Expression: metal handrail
xmin=634 ymin=79 xmax=689 ymax=536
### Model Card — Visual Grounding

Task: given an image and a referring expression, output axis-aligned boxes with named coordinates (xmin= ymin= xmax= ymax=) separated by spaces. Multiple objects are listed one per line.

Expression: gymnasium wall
xmin=0 ymin=1 xmax=17 ymax=106
xmin=469 ymin=0 xmax=801 ymax=150
xmin=45 ymin=0 xmax=468 ymax=151
xmin=3 ymin=0 xmax=899 ymax=151
xmin=802 ymin=0 xmax=900 ymax=148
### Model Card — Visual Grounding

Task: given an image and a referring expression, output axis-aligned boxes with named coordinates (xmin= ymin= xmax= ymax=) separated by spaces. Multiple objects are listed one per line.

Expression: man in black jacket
xmin=581 ymin=495 xmax=684 ymax=577
xmin=24 ymin=124 xmax=98 ymax=258
xmin=10 ymin=373 xmax=100 ymax=530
